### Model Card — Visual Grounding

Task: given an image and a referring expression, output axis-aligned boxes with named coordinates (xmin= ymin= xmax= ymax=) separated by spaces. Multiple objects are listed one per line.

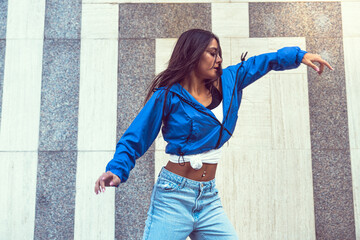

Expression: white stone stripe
xmin=74 ymin=4 xmax=118 ymax=239
xmin=343 ymin=3 xmax=360 ymax=237
xmin=343 ymin=36 xmax=360 ymax=239
xmin=342 ymin=2 xmax=360 ymax=37
xmin=74 ymin=152 xmax=116 ymax=240
xmin=0 ymin=39 xmax=43 ymax=151
xmin=81 ymin=4 xmax=119 ymax=39
xmin=0 ymin=152 xmax=38 ymax=239
xmin=77 ymin=39 xmax=118 ymax=151
xmin=212 ymin=3 xmax=249 ymax=38
xmin=0 ymin=0 xmax=45 ymax=150
xmin=6 ymin=0 xmax=45 ymax=39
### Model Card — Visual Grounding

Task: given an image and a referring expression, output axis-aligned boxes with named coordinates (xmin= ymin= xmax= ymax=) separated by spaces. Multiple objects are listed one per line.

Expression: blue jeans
xmin=142 ymin=167 xmax=238 ymax=240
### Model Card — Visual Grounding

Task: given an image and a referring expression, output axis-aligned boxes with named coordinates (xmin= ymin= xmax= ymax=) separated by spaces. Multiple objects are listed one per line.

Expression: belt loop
xmin=158 ymin=167 xmax=164 ymax=177
xmin=179 ymin=177 xmax=186 ymax=189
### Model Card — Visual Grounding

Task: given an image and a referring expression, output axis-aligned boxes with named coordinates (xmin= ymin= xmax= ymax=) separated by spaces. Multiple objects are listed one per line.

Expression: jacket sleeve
xmin=225 ymin=46 xmax=307 ymax=90
xmin=105 ymin=90 xmax=168 ymax=183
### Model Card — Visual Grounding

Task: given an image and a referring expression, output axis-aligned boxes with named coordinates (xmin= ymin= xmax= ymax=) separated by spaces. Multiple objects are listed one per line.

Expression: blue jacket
xmin=106 ymin=46 xmax=307 ymax=182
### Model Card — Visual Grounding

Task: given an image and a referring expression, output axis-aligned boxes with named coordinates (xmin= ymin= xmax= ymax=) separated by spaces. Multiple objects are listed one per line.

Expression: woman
xmin=94 ymin=29 xmax=333 ymax=239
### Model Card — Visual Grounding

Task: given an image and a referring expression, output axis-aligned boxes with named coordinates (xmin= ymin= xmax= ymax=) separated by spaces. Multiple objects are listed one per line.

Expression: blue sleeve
xmin=225 ymin=46 xmax=307 ymax=90
xmin=105 ymin=90 xmax=168 ymax=183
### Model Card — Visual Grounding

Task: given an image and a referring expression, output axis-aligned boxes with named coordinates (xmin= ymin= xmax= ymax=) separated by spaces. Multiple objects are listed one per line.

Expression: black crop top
xmin=206 ymin=87 xmax=222 ymax=110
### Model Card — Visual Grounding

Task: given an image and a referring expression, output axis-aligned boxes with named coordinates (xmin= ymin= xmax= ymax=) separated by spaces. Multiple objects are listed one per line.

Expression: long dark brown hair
xmin=144 ymin=29 xmax=222 ymax=104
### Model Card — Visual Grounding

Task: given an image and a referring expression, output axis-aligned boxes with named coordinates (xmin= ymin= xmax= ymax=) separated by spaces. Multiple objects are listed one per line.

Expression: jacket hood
xmin=154 ymin=72 xmax=236 ymax=120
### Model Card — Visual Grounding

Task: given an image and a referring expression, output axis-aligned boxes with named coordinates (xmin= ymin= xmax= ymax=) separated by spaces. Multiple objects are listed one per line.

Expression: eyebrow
xmin=207 ymin=47 xmax=218 ymax=51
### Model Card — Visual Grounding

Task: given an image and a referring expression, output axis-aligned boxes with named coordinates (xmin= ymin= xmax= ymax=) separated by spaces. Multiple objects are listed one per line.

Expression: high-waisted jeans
xmin=142 ymin=167 xmax=238 ymax=240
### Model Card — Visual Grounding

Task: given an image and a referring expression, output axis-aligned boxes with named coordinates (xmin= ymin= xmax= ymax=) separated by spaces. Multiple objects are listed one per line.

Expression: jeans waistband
xmin=158 ymin=167 xmax=216 ymax=190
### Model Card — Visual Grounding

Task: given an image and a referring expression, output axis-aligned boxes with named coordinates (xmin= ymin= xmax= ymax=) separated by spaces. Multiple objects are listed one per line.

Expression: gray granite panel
xmin=34 ymin=151 xmax=77 ymax=240
xmin=0 ymin=0 xmax=8 ymax=39
xmin=44 ymin=0 xmax=81 ymax=39
xmin=115 ymin=150 xmax=154 ymax=240
xmin=306 ymin=37 xmax=349 ymax=151
xmin=249 ymin=2 xmax=355 ymax=239
xmin=312 ymin=150 xmax=355 ymax=239
xmin=0 ymin=40 xmax=5 ymax=129
xmin=249 ymin=2 xmax=342 ymax=38
xmin=39 ymin=39 xmax=80 ymax=151
xmin=115 ymin=38 xmax=155 ymax=239
xmin=117 ymin=39 xmax=155 ymax=137
xmin=119 ymin=3 xmax=211 ymax=39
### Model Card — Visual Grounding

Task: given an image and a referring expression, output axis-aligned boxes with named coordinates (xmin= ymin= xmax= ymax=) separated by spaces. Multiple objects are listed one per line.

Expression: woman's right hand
xmin=94 ymin=171 xmax=121 ymax=194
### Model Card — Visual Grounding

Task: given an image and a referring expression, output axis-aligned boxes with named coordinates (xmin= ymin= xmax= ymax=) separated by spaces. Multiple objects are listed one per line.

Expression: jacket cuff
xmin=296 ymin=49 xmax=307 ymax=65
xmin=105 ymin=165 xmax=127 ymax=184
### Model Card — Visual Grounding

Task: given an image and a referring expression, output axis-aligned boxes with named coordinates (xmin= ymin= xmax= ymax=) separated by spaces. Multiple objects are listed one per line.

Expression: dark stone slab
xmin=117 ymin=38 xmax=155 ymax=138
xmin=115 ymin=38 xmax=156 ymax=240
xmin=119 ymin=3 xmax=211 ymax=39
xmin=39 ymin=39 xmax=80 ymax=151
xmin=115 ymin=150 xmax=155 ymax=240
xmin=306 ymin=38 xmax=349 ymax=151
xmin=34 ymin=151 xmax=77 ymax=240
xmin=0 ymin=0 xmax=8 ymax=39
xmin=44 ymin=0 xmax=82 ymax=39
xmin=0 ymin=40 xmax=5 ymax=129
xmin=312 ymin=149 xmax=356 ymax=239
xmin=249 ymin=2 xmax=342 ymax=38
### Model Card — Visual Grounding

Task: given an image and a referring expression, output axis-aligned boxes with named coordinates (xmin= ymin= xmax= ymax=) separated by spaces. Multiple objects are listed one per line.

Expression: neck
xmin=181 ymin=72 xmax=207 ymax=95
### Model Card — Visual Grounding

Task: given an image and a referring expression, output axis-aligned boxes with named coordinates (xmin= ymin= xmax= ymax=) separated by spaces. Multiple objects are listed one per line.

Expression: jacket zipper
xmin=173 ymin=91 xmax=232 ymax=150
xmin=162 ymin=52 xmax=248 ymax=150
xmin=215 ymin=55 xmax=247 ymax=148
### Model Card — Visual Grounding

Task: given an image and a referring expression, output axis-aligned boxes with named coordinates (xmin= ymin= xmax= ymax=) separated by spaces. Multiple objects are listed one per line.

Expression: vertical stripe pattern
xmin=0 ymin=0 xmax=45 ymax=239
xmin=0 ymin=1 xmax=358 ymax=239
xmin=0 ymin=0 xmax=7 ymax=126
xmin=74 ymin=3 xmax=118 ymax=239
xmin=249 ymin=2 xmax=355 ymax=239
xmin=34 ymin=0 xmax=82 ymax=239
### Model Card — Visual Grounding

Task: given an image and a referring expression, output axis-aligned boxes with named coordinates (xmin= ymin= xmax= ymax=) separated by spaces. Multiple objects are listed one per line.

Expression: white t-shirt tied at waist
xmin=168 ymin=100 xmax=224 ymax=170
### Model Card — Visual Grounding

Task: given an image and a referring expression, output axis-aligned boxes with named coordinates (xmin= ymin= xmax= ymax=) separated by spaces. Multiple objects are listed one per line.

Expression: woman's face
xmin=194 ymin=38 xmax=222 ymax=80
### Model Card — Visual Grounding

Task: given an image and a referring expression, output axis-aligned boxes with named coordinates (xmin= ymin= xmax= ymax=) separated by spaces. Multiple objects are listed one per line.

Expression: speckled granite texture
xmin=306 ymin=37 xmax=348 ymax=151
xmin=0 ymin=0 xmax=7 ymax=39
xmin=39 ymin=39 xmax=80 ymax=151
xmin=44 ymin=0 xmax=81 ymax=39
xmin=0 ymin=0 xmax=7 ymax=128
xmin=119 ymin=3 xmax=211 ymax=39
xmin=116 ymin=37 xmax=156 ymax=240
xmin=312 ymin=149 xmax=354 ymax=239
xmin=250 ymin=2 xmax=355 ymax=239
xmin=117 ymin=38 xmax=155 ymax=137
xmin=249 ymin=2 xmax=342 ymax=38
xmin=0 ymin=1 xmax=354 ymax=239
xmin=115 ymin=150 xmax=155 ymax=240
xmin=35 ymin=1 xmax=82 ymax=238
xmin=115 ymin=4 xmax=211 ymax=238
xmin=0 ymin=40 xmax=5 ymax=128
xmin=34 ymin=151 xmax=77 ymax=240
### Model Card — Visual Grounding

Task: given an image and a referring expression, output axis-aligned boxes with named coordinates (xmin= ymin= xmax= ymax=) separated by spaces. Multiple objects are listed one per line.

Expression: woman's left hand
xmin=302 ymin=53 xmax=334 ymax=75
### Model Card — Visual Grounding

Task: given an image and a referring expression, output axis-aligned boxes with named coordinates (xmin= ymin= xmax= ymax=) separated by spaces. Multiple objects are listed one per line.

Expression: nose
xmin=216 ymin=54 xmax=222 ymax=64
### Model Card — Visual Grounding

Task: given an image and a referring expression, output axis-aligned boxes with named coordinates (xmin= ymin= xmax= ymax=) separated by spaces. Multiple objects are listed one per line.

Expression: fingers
xmin=94 ymin=175 xmax=105 ymax=195
xmin=305 ymin=59 xmax=320 ymax=73
xmin=302 ymin=53 xmax=334 ymax=75
xmin=94 ymin=171 xmax=121 ymax=195
xmin=94 ymin=177 xmax=101 ymax=194
xmin=320 ymin=58 xmax=334 ymax=71
xmin=110 ymin=174 xmax=121 ymax=187
xmin=319 ymin=62 xmax=325 ymax=75
xmin=94 ymin=172 xmax=109 ymax=195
